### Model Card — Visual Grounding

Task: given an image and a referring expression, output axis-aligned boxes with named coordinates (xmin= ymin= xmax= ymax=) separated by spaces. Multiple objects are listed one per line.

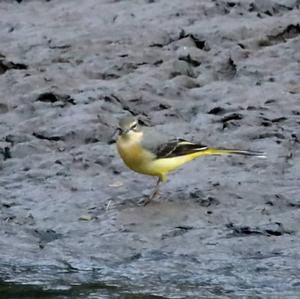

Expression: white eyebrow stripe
xmin=130 ymin=122 xmax=138 ymax=129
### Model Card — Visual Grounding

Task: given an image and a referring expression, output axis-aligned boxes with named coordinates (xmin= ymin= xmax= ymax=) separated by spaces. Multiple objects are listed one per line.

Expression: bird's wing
xmin=155 ymin=138 xmax=208 ymax=158
xmin=141 ymin=127 xmax=207 ymax=159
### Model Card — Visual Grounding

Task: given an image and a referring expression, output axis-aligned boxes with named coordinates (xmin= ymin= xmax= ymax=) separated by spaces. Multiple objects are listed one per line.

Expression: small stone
xmin=109 ymin=181 xmax=123 ymax=187
xmin=79 ymin=214 xmax=95 ymax=221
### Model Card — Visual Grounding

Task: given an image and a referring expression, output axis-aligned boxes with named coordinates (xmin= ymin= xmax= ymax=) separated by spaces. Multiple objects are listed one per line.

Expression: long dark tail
xmin=202 ymin=148 xmax=266 ymax=158
xmin=194 ymin=147 xmax=266 ymax=158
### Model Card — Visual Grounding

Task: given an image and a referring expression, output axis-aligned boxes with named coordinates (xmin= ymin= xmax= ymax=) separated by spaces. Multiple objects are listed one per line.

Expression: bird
xmin=116 ymin=116 xmax=265 ymax=205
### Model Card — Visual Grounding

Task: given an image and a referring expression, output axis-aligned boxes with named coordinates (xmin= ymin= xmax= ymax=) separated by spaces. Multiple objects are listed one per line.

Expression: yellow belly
xmin=117 ymin=137 xmax=158 ymax=176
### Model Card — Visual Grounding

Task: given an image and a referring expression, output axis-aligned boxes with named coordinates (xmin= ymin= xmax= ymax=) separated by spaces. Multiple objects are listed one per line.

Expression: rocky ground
xmin=0 ymin=0 xmax=300 ymax=298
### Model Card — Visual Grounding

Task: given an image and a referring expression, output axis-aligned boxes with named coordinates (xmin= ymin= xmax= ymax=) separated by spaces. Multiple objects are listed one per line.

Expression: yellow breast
xmin=116 ymin=134 xmax=157 ymax=176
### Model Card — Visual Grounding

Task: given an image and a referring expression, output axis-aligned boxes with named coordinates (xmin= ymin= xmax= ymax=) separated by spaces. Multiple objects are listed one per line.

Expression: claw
xmin=138 ymin=177 xmax=161 ymax=206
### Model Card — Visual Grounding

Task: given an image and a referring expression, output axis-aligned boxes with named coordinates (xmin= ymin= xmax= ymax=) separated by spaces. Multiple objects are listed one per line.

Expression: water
xmin=0 ymin=281 xmax=170 ymax=299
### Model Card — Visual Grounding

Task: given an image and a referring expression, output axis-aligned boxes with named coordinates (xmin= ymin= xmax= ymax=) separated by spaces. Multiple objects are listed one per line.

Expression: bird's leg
xmin=138 ymin=177 xmax=161 ymax=206
xmin=149 ymin=177 xmax=161 ymax=200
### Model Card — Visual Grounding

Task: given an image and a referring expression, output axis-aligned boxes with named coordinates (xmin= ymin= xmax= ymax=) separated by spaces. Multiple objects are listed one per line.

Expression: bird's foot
xmin=138 ymin=190 xmax=160 ymax=206
xmin=137 ymin=197 xmax=151 ymax=206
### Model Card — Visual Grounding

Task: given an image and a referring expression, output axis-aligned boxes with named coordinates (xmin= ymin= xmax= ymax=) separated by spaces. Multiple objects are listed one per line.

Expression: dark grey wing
xmin=155 ymin=138 xmax=208 ymax=158
xmin=141 ymin=127 xmax=207 ymax=158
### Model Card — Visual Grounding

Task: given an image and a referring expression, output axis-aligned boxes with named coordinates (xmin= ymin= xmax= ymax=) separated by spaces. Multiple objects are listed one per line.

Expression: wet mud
xmin=0 ymin=0 xmax=300 ymax=298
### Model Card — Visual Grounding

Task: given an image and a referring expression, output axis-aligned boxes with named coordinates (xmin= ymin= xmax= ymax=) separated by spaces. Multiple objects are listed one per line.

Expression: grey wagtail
xmin=116 ymin=116 xmax=265 ymax=205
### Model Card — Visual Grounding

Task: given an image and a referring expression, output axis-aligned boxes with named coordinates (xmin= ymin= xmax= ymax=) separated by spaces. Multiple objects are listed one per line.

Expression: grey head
xmin=118 ymin=116 xmax=141 ymax=135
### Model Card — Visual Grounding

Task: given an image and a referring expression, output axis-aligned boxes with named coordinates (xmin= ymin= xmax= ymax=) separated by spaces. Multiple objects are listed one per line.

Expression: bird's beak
xmin=108 ymin=128 xmax=122 ymax=144
xmin=122 ymin=128 xmax=131 ymax=135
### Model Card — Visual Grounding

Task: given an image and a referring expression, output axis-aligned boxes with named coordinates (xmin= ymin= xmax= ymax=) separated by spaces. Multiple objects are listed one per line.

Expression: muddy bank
xmin=0 ymin=0 xmax=300 ymax=298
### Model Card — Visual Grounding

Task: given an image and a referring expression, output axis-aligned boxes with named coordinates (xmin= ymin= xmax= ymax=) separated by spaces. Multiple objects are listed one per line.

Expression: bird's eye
xmin=130 ymin=123 xmax=138 ymax=131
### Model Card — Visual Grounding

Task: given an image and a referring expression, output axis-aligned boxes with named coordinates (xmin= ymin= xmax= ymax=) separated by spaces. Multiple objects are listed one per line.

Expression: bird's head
xmin=117 ymin=116 xmax=142 ymax=137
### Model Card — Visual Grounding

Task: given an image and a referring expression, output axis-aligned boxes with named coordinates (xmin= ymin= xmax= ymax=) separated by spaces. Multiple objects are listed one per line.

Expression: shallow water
xmin=1 ymin=253 xmax=300 ymax=299
xmin=0 ymin=281 xmax=170 ymax=299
